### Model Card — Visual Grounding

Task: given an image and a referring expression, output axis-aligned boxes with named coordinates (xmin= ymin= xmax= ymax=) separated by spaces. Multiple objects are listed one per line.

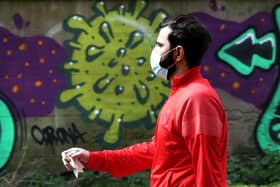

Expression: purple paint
xmin=12 ymin=13 xmax=23 ymax=30
xmin=12 ymin=13 xmax=30 ymax=30
xmin=0 ymin=27 xmax=67 ymax=118
xmin=192 ymin=12 xmax=278 ymax=109
xmin=208 ymin=0 xmax=225 ymax=12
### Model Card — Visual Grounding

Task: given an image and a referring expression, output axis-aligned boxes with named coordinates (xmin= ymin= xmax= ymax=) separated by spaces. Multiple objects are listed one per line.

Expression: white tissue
xmin=61 ymin=152 xmax=84 ymax=178
xmin=69 ymin=157 xmax=84 ymax=178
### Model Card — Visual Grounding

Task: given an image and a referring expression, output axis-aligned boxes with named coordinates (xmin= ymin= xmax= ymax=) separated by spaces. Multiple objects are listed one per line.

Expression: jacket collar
xmin=170 ymin=66 xmax=202 ymax=96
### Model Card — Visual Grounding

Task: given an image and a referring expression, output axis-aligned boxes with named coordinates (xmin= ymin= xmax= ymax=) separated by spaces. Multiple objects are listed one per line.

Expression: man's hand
xmin=61 ymin=147 xmax=90 ymax=170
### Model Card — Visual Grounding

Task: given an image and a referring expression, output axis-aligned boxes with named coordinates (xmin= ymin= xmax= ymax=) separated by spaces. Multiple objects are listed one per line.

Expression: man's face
xmin=153 ymin=26 xmax=172 ymax=56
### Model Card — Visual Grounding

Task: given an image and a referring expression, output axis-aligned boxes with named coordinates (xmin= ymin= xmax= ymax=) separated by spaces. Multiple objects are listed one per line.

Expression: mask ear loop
xmin=160 ymin=47 xmax=177 ymax=67
xmin=163 ymin=46 xmax=182 ymax=70
xmin=165 ymin=60 xmax=176 ymax=70
xmin=161 ymin=47 xmax=177 ymax=58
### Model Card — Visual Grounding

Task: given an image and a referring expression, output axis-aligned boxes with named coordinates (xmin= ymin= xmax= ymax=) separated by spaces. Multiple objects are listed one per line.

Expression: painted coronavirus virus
xmin=59 ymin=0 xmax=169 ymax=145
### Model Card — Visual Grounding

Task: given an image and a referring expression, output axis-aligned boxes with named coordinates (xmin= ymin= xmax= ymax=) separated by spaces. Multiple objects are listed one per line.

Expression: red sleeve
xmin=84 ymin=140 xmax=154 ymax=178
xmin=181 ymin=92 xmax=227 ymax=186
xmin=188 ymin=135 xmax=226 ymax=187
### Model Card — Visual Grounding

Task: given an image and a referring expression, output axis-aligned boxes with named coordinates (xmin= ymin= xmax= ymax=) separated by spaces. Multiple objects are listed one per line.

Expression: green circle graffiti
xmin=59 ymin=0 xmax=169 ymax=145
xmin=0 ymin=99 xmax=15 ymax=169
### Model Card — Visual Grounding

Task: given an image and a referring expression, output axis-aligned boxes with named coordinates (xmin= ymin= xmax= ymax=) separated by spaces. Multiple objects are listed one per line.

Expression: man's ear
xmin=175 ymin=45 xmax=184 ymax=62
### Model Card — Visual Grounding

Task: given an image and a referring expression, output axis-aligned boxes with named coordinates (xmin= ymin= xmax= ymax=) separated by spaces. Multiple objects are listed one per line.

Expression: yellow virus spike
xmin=150 ymin=11 xmax=168 ymax=32
xmin=131 ymin=0 xmax=147 ymax=19
xmin=68 ymin=41 xmax=81 ymax=50
xmin=117 ymin=4 xmax=125 ymax=16
xmin=64 ymin=61 xmax=80 ymax=71
xmin=88 ymin=108 xmax=100 ymax=120
xmin=60 ymin=87 xmax=83 ymax=103
xmin=94 ymin=1 xmax=107 ymax=17
xmin=126 ymin=31 xmax=143 ymax=49
xmin=100 ymin=22 xmax=114 ymax=42
xmin=104 ymin=119 xmax=120 ymax=144
xmin=87 ymin=45 xmax=103 ymax=58
xmin=67 ymin=15 xmax=92 ymax=32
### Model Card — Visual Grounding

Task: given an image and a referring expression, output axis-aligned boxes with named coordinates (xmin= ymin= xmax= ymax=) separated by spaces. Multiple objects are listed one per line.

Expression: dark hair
xmin=159 ymin=14 xmax=212 ymax=68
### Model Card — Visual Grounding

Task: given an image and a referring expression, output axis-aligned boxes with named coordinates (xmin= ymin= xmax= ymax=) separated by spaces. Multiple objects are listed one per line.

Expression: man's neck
xmin=169 ymin=60 xmax=189 ymax=81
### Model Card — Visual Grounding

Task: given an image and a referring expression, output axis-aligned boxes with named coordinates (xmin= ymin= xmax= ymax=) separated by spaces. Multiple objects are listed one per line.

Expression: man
xmin=61 ymin=14 xmax=228 ymax=187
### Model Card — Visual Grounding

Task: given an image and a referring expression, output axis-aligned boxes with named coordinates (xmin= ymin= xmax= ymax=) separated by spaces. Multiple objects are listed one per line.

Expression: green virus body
xmin=60 ymin=0 xmax=169 ymax=145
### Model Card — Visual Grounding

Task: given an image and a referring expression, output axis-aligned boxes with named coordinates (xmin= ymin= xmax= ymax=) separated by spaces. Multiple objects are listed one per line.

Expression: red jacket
xmin=85 ymin=66 xmax=228 ymax=187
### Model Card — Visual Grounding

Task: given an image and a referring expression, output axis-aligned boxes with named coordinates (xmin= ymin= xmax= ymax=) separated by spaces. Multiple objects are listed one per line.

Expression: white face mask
xmin=150 ymin=48 xmax=176 ymax=80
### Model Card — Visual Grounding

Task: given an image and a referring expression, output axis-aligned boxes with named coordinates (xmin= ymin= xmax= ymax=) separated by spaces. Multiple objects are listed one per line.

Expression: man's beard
xmin=160 ymin=51 xmax=176 ymax=80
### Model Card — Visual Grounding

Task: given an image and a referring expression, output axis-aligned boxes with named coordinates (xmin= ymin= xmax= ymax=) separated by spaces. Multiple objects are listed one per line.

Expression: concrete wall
xmin=0 ymin=0 xmax=279 ymax=177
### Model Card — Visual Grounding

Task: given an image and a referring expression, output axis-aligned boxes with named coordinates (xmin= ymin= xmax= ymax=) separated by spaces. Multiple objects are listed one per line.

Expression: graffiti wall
xmin=0 ymin=0 xmax=279 ymax=178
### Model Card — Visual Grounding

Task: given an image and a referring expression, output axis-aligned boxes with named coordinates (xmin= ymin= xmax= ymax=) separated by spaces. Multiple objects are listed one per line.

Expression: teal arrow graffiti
xmin=218 ymin=28 xmax=276 ymax=76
